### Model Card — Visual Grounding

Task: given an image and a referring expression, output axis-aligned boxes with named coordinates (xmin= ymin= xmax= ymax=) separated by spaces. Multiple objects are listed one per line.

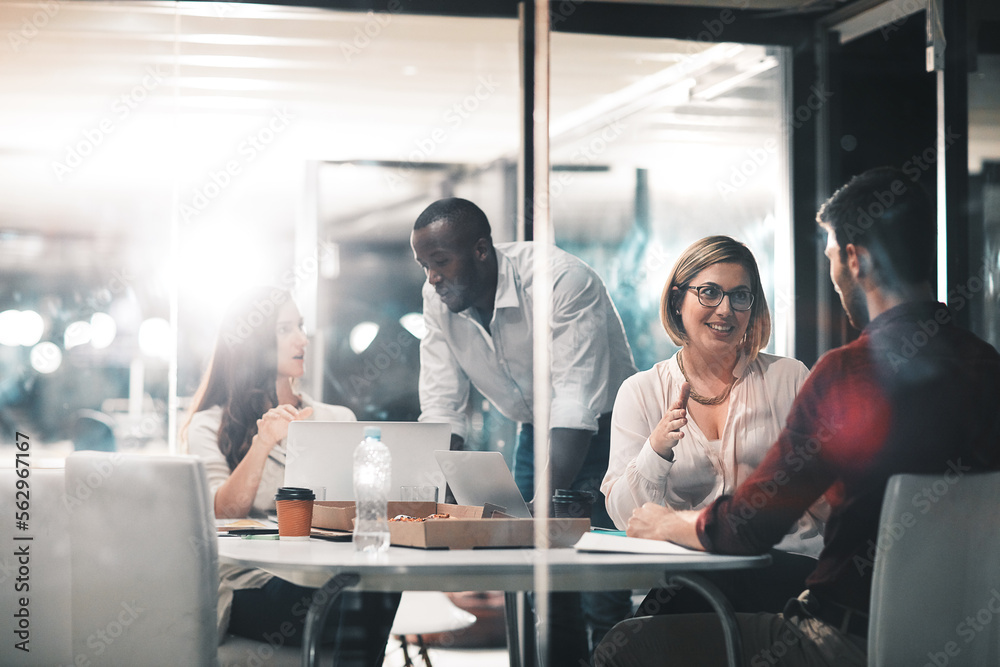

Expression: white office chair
xmin=67 ymin=451 xmax=220 ymax=665
xmin=66 ymin=451 xmax=337 ymax=667
xmin=0 ymin=467 xmax=72 ymax=666
xmin=869 ymin=471 xmax=1000 ymax=666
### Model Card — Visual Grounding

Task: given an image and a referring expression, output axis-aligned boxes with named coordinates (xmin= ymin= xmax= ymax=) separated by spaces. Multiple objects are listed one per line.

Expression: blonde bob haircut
xmin=660 ymin=235 xmax=771 ymax=362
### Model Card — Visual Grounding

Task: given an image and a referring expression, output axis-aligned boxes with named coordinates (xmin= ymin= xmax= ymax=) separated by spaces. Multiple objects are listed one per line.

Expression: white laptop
xmin=433 ymin=450 xmax=533 ymax=518
xmin=284 ymin=421 xmax=449 ymax=501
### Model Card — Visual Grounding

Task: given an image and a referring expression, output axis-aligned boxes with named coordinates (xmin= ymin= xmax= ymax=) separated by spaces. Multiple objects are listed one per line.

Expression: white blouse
xmin=601 ymin=352 xmax=827 ymax=557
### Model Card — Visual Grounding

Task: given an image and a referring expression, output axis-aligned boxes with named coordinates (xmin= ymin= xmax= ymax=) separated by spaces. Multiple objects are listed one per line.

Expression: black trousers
xmin=230 ymin=576 xmax=400 ymax=666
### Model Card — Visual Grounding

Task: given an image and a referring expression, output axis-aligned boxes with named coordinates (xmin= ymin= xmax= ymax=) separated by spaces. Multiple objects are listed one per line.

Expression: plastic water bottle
xmin=353 ymin=425 xmax=391 ymax=554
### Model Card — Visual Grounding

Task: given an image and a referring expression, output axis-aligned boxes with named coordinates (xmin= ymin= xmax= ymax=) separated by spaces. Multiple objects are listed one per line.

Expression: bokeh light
xmin=139 ymin=317 xmax=172 ymax=359
xmin=349 ymin=321 xmax=379 ymax=354
xmin=90 ymin=312 xmax=117 ymax=349
xmin=64 ymin=320 xmax=92 ymax=350
xmin=30 ymin=342 xmax=62 ymax=374
xmin=399 ymin=312 xmax=426 ymax=340
xmin=0 ymin=309 xmax=45 ymax=347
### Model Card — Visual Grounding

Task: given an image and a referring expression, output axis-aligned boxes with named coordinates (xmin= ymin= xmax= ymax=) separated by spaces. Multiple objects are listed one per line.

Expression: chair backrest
xmin=66 ymin=451 xmax=219 ymax=666
xmin=0 ymin=467 xmax=72 ymax=666
xmin=869 ymin=471 xmax=1000 ymax=666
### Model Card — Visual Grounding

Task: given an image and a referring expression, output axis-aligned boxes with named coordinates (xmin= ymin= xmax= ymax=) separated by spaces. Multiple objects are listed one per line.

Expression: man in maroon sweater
xmin=594 ymin=167 xmax=1000 ymax=666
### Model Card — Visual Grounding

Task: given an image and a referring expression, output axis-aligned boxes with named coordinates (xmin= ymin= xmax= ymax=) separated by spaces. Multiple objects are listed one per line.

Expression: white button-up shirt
xmin=418 ymin=242 xmax=637 ymax=439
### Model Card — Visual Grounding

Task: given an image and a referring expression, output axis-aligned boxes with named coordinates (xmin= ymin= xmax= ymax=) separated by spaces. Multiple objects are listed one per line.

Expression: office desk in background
xmin=218 ymin=537 xmax=770 ymax=667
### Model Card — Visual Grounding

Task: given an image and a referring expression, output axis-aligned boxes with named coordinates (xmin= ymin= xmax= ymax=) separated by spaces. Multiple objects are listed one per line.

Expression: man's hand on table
xmin=627 ymin=502 xmax=705 ymax=551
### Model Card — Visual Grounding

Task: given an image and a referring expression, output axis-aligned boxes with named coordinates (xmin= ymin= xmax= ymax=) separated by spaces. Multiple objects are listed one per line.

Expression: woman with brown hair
xmin=183 ymin=286 xmax=397 ymax=664
xmin=601 ymin=236 xmax=826 ymax=614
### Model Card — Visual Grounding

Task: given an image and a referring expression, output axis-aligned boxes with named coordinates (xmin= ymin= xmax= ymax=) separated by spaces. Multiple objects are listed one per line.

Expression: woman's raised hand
xmin=649 ymin=382 xmax=690 ymax=460
xmin=256 ymin=404 xmax=314 ymax=449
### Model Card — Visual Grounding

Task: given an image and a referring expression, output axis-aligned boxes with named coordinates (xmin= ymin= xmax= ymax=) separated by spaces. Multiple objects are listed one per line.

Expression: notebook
xmin=433 ymin=450 xmax=533 ymax=518
xmin=284 ymin=421 xmax=450 ymax=501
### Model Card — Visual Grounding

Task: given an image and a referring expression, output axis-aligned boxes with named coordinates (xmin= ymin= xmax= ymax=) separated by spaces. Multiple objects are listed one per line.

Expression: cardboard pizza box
xmin=311 ymin=501 xmax=589 ymax=549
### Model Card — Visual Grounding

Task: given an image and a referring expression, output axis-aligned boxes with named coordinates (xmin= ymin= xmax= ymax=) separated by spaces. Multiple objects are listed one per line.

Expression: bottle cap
xmin=363 ymin=426 xmax=381 ymax=439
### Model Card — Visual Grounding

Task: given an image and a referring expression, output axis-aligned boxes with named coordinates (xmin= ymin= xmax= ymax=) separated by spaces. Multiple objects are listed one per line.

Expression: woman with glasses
xmin=601 ymin=235 xmax=826 ymax=615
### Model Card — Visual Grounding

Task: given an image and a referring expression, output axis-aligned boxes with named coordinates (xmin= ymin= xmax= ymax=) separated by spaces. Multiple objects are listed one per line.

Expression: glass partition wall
xmin=0 ymin=2 xmax=790 ymax=661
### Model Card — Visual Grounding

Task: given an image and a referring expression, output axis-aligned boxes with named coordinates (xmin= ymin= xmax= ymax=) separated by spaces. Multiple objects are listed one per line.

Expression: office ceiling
xmin=0 ymin=0 xmax=995 ymax=282
xmin=0 ymin=1 xmax=790 ymax=272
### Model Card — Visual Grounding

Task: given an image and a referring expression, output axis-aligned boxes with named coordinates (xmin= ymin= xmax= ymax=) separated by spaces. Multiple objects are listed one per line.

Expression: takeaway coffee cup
xmin=551 ymin=489 xmax=595 ymax=520
xmin=274 ymin=487 xmax=315 ymax=540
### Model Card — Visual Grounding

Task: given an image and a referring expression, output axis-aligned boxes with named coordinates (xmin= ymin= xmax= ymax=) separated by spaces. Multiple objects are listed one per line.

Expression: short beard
xmin=842 ymin=283 xmax=869 ymax=329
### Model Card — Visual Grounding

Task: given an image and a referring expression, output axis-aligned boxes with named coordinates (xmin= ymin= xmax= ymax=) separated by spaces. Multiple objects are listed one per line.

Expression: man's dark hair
xmin=413 ymin=197 xmax=492 ymax=246
xmin=817 ymin=166 xmax=936 ymax=285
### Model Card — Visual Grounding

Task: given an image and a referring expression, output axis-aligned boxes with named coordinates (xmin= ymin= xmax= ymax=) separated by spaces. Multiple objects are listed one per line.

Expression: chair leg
xmin=397 ymin=635 xmax=414 ymax=667
xmin=415 ymin=635 xmax=433 ymax=667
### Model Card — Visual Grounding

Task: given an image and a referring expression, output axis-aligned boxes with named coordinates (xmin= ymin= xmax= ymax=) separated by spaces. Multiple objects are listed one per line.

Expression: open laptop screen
xmin=433 ymin=450 xmax=532 ymax=518
xmin=285 ymin=421 xmax=449 ymax=501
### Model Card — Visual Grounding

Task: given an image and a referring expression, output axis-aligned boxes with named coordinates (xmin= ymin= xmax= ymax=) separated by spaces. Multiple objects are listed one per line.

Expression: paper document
xmin=216 ymin=518 xmax=277 ymax=533
xmin=574 ymin=531 xmax=703 ymax=555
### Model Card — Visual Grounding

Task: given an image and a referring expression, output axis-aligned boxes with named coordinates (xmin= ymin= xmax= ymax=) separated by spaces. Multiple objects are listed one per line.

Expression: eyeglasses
xmin=685 ymin=285 xmax=754 ymax=312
